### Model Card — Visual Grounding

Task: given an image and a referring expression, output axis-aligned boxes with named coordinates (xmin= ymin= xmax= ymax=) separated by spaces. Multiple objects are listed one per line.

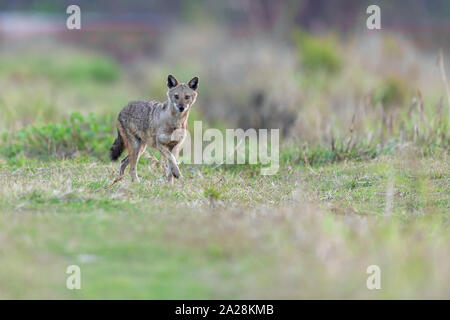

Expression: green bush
xmin=292 ymin=29 xmax=342 ymax=74
xmin=372 ymin=76 xmax=409 ymax=108
xmin=0 ymin=112 xmax=114 ymax=164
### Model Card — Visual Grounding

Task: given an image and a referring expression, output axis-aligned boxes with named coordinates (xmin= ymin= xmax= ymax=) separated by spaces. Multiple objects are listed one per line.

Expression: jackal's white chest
xmin=156 ymin=128 xmax=186 ymax=147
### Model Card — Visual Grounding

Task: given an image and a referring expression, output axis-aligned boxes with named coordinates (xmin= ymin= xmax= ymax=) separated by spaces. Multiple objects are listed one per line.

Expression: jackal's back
xmin=118 ymin=100 xmax=165 ymax=132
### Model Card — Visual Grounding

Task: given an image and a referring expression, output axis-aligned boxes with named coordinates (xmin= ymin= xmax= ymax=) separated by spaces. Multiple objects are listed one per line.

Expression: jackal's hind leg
xmin=111 ymin=155 xmax=129 ymax=185
xmin=164 ymin=158 xmax=174 ymax=184
xmin=120 ymin=155 xmax=130 ymax=176
xmin=129 ymin=139 xmax=147 ymax=183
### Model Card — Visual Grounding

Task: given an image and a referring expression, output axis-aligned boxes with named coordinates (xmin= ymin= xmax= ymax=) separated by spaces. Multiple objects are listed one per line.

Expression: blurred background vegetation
xmin=0 ymin=0 xmax=448 ymax=163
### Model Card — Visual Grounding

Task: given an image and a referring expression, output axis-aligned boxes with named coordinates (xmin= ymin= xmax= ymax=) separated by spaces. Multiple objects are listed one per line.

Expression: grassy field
xmin=0 ymin=34 xmax=449 ymax=299
xmin=0 ymin=153 xmax=448 ymax=299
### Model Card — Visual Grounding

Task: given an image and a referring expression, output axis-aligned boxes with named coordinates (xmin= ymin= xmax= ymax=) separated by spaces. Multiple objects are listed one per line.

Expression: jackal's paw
xmin=131 ymin=176 xmax=141 ymax=183
xmin=171 ymin=167 xmax=182 ymax=179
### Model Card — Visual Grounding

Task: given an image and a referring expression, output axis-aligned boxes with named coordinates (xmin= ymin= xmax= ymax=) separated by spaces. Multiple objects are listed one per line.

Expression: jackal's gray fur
xmin=110 ymin=74 xmax=198 ymax=183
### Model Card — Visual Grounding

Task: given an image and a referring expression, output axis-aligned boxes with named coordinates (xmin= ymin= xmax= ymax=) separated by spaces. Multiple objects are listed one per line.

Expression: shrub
xmin=292 ymin=29 xmax=342 ymax=74
xmin=372 ymin=76 xmax=409 ymax=108
xmin=0 ymin=112 xmax=114 ymax=163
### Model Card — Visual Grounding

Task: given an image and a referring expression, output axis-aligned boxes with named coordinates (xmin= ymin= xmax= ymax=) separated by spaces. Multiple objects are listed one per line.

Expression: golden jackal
xmin=110 ymin=75 xmax=198 ymax=183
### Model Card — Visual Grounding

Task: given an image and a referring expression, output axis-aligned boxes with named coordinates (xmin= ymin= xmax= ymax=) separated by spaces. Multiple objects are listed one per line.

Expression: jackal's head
xmin=167 ymin=75 xmax=199 ymax=114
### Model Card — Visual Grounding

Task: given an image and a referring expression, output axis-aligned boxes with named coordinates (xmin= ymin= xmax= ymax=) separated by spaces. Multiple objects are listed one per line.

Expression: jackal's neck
xmin=164 ymin=100 xmax=190 ymax=129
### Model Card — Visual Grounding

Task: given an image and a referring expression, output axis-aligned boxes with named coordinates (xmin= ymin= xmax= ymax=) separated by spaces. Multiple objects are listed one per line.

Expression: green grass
xmin=0 ymin=40 xmax=449 ymax=299
xmin=0 ymin=155 xmax=448 ymax=299
xmin=0 ymin=52 xmax=120 ymax=83
xmin=301 ymin=156 xmax=449 ymax=217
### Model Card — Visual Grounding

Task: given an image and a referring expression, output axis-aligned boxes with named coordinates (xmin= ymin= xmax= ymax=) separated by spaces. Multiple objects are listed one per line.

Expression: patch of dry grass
xmin=0 ymin=154 xmax=448 ymax=299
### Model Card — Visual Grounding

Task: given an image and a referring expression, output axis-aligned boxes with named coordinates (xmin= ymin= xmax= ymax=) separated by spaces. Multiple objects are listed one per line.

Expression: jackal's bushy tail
xmin=110 ymin=130 xmax=124 ymax=161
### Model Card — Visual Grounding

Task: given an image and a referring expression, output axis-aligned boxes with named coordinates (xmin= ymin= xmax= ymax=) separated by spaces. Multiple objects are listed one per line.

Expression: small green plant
xmin=292 ymin=29 xmax=342 ymax=74
xmin=372 ymin=76 xmax=409 ymax=108
xmin=203 ymin=186 xmax=221 ymax=200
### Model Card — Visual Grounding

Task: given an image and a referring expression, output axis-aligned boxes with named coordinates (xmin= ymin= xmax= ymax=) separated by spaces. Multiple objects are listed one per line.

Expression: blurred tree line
xmin=2 ymin=0 xmax=449 ymax=29
xmin=1 ymin=0 xmax=449 ymax=48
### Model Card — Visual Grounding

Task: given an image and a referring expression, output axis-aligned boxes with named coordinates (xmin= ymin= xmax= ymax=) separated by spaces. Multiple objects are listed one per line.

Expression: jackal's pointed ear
xmin=167 ymin=75 xmax=178 ymax=88
xmin=188 ymin=76 xmax=199 ymax=91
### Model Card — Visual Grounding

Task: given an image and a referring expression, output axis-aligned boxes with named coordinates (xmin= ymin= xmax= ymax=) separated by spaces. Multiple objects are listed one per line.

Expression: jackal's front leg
xmin=156 ymin=142 xmax=182 ymax=180
xmin=171 ymin=141 xmax=183 ymax=163
xmin=164 ymin=142 xmax=184 ymax=183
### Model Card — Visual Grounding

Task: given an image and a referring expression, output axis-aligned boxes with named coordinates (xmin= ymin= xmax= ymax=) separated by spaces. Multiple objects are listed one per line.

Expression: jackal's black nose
xmin=178 ymin=105 xmax=185 ymax=112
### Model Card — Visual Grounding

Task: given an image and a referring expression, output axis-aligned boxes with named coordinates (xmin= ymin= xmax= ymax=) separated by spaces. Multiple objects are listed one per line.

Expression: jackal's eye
xmin=185 ymin=95 xmax=190 ymax=100
xmin=174 ymin=94 xmax=179 ymax=100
